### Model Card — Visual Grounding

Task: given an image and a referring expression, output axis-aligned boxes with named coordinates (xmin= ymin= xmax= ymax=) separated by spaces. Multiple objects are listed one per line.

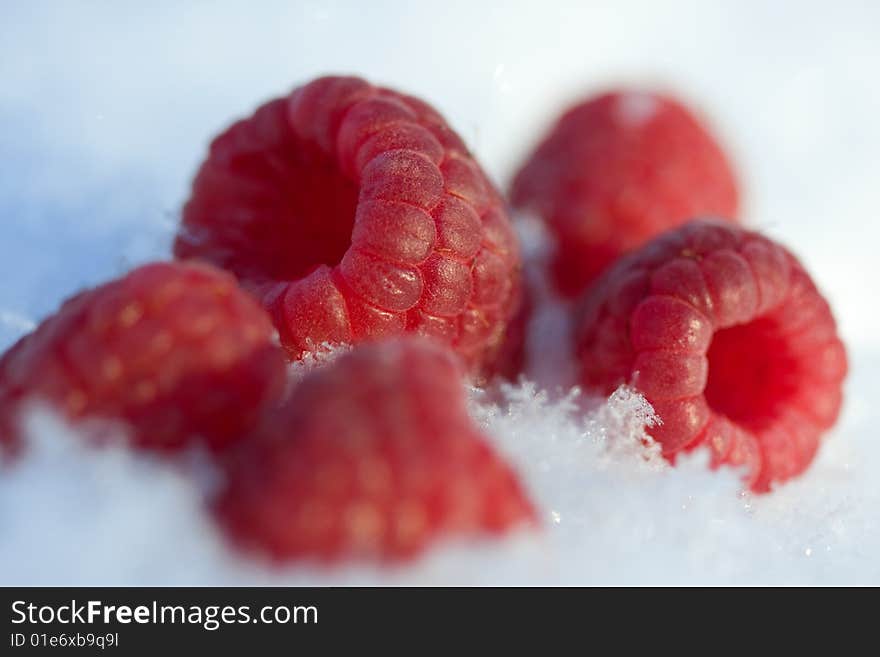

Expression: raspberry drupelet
xmin=175 ymin=76 xmax=522 ymax=381
xmin=511 ymin=90 xmax=739 ymax=296
xmin=574 ymin=220 xmax=847 ymax=491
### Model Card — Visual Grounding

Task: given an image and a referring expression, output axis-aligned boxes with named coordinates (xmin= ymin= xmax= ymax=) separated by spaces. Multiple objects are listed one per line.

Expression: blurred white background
xmin=1 ymin=1 xmax=878 ymax=584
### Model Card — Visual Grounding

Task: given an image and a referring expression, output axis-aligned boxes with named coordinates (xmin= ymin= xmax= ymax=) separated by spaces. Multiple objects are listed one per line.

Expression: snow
xmin=1 ymin=0 xmax=879 ymax=584
xmin=3 ymin=371 xmax=875 ymax=585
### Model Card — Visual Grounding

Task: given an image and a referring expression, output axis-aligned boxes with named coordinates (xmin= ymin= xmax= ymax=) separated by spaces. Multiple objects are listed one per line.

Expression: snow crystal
xmin=287 ymin=342 xmax=351 ymax=382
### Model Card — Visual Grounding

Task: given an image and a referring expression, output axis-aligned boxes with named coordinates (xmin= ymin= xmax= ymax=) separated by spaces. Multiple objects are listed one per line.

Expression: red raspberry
xmin=0 ymin=262 xmax=287 ymax=453
xmin=511 ymin=91 xmax=739 ymax=296
xmin=175 ymin=76 xmax=521 ymax=381
xmin=214 ymin=338 xmax=537 ymax=562
xmin=489 ymin=284 xmax=531 ymax=380
xmin=574 ymin=220 xmax=847 ymax=491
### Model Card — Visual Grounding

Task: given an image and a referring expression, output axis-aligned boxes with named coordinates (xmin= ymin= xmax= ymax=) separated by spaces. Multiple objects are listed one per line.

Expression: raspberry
xmin=574 ymin=220 xmax=847 ymax=491
xmin=0 ymin=262 xmax=287 ymax=453
xmin=175 ymin=76 xmax=521 ymax=381
xmin=488 ymin=283 xmax=531 ymax=380
xmin=511 ymin=91 xmax=739 ymax=296
xmin=214 ymin=338 xmax=536 ymax=562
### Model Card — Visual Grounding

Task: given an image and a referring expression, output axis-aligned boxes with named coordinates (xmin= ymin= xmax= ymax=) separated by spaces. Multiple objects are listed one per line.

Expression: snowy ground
xmin=1 ymin=1 xmax=878 ymax=585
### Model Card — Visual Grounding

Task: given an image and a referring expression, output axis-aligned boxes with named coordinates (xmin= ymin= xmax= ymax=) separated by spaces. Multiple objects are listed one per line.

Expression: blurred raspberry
xmin=0 ymin=262 xmax=287 ymax=453
xmin=511 ymin=90 xmax=739 ymax=296
xmin=214 ymin=338 xmax=537 ymax=562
